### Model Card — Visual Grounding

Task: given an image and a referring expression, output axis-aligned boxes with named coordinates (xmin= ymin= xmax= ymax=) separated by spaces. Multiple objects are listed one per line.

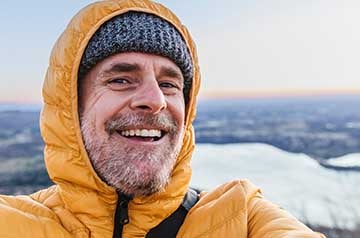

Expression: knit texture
xmin=79 ymin=11 xmax=193 ymax=103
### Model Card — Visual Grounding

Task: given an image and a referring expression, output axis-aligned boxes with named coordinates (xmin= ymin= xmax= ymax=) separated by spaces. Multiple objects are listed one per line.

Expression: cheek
xmin=167 ymin=96 xmax=185 ymax=127
xmin=85 ymin=93 xmax=130 ymax=132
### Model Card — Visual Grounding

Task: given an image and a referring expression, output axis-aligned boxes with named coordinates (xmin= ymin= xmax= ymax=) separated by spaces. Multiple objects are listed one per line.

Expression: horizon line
xmin=1 ymin=89 xmax=360 ymax=104
xmin=199 ymin=89 xmax=360 ymax=99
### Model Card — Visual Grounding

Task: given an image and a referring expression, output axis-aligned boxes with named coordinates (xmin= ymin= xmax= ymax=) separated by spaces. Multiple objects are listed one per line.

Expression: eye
xmin=159 ymin=82 xmax=180 ymax=89
xmin=106 ymin=77 xmax=135 ymax=91
xmin=108 ymin=78 xmax=130 ymax=85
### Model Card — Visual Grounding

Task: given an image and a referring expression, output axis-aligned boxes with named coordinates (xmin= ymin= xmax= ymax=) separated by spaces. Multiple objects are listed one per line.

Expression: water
xmin=191 ymin=143 xmax=360 ymax=229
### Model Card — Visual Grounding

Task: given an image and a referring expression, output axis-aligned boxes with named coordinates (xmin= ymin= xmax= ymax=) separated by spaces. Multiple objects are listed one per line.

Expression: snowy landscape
xmin=192 ymin=143 xmax=360 ymax=230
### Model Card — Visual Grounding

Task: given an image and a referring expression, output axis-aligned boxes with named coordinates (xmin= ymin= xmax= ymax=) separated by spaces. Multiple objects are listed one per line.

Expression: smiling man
xmin=0 ymin=0 xmax=325 ymax=237
xmin=79 ymin=52 xmax=186 ymax=197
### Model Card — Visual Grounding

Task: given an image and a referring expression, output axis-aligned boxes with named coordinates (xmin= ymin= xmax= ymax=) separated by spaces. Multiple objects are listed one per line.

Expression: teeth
xmin=141 ymin=129 xmax=149 ymax=137
xmin=120 ymin=129 xmax=162 ymax=137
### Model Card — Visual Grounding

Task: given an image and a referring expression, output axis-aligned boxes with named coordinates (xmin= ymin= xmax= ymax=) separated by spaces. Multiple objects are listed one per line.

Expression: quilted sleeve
xmin=0 ymin=195 xmax=73 ymax=238
xmin=246 ymin=188 xmax=326 ymax=238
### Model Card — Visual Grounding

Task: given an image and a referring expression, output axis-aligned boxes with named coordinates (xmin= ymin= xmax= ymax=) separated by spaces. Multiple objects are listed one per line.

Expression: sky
xmin=0 ymin=0 xmax=359 ymax=103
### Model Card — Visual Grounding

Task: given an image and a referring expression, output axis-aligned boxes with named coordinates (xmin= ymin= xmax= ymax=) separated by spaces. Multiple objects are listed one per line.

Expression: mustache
xmin=105 ymin=112 xmax=179 ymax=135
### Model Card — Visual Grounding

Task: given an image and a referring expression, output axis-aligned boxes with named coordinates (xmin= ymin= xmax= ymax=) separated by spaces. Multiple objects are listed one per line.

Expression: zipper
xmin=113 ymin=192 xmax=132 ymax=238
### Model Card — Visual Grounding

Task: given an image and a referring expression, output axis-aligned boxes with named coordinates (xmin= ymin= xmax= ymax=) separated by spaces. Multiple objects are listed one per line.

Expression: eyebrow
xmin=103 ymin=63 xmax=141 ymax=75
xmin=101 ymin=62 xmax=183 ymax=84
xmin=159 ymin=66 xmax=183 ymax=83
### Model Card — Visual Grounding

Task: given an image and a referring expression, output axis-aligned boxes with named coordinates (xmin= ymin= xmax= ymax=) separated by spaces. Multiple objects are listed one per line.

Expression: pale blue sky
xmin=1 ymin=0 xmax=359 ymax=103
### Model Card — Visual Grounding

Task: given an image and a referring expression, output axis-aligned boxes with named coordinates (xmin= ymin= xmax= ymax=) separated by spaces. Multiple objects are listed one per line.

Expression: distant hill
xmin=0 ymin=103 xmax=41 ymax=112
xmin=194 ymin=95 xmax=360 ymax=159
xmin=0 ymin=110 xmax=50 ymax=195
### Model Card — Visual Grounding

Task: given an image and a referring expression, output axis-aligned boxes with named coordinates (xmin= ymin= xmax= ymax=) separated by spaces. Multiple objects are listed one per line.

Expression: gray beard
xmin=80 ymin=112 xmax=183 ymax=197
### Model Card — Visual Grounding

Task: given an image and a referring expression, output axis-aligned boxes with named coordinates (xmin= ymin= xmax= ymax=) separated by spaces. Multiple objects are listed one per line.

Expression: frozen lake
xmin=191 ymin=143 xmax=360 ymax=229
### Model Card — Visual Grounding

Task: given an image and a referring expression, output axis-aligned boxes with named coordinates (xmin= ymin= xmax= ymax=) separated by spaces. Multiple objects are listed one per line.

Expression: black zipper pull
xmin=118 ymin=194 xmax=130 ymax=225
xmin=113 ymin=192 xmax=132 ymax=238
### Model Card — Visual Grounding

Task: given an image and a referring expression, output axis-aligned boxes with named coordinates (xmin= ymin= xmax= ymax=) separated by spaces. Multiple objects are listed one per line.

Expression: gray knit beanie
xmin=78 ymin=11 xmax=193 ymax=104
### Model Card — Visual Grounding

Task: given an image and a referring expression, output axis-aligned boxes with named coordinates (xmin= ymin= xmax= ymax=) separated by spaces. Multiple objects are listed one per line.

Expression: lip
xmin=113 ymin=130 xmax=168 ymax=146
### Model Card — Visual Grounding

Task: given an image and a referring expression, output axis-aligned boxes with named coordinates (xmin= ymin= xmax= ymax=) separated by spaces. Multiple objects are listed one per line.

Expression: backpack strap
xmin=146 ymin=188 xmax=200 ymax=238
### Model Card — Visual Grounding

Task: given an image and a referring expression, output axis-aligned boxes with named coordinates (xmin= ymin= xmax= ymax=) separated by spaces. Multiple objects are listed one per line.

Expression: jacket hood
xmin=40 ymin=0 xmax=200 ymax=234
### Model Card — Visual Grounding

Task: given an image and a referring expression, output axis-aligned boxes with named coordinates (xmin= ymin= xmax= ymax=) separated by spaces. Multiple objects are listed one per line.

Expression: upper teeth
xmin=120 ymin=129 xmax=162 ymax=137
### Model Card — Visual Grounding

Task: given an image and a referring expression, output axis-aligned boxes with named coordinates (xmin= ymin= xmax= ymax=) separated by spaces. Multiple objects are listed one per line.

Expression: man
xmin=0 ymin=0 xmax=325 ymax=237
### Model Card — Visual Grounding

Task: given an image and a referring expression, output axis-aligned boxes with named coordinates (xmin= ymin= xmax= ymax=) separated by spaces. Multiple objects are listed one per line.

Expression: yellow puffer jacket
xmin=0 ymin=1 xmax=325 ymax=237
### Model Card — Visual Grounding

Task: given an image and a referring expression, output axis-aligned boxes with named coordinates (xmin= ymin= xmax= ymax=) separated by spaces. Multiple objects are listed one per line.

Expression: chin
xmin=115 ymin=172 xmax=171 ymax=197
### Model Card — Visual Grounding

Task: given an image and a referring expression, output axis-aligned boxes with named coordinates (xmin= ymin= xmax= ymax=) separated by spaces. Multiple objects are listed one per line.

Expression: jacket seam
xmin=43 ymin=101 xmax=72 ymax=112
xmin=183 ymin=208 xmax=244 ymax=238
xmin=45 ymin=145 xmax=75 ymax=153
xmin=68 ymin=227 xmax=89 ymax=235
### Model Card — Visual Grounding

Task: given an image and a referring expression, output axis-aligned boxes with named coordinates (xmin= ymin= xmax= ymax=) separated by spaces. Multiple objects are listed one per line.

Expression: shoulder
xmin=197 ymin=179 xmax=261 ymax=203
xmin=0 ymin=186 xmax=72 ymax=238
xmin=178 ymin=180 xmax=325 ymax=238
xmin=193 ymin=179 xmax=262 ymax=213
xmin=178 ymin=179 xmax=258 ymax=237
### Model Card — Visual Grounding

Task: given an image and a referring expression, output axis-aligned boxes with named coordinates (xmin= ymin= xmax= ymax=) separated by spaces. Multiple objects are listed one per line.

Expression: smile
xmin=117 ymin=129 xmax=165 ymax=142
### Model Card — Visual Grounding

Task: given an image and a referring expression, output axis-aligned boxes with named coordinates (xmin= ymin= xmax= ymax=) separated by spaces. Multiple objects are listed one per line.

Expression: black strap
xmin=146 ymin=188 xmax=199 ymax=238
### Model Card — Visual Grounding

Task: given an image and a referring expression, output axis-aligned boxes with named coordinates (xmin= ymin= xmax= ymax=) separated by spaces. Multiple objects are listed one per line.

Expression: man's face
xmin=78 ymin=52 xmax=186 ymax=197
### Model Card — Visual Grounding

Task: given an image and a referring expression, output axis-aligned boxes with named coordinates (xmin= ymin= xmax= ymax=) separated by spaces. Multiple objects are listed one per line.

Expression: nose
xmin=130 ymin=79 xmax=167 ymax=114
